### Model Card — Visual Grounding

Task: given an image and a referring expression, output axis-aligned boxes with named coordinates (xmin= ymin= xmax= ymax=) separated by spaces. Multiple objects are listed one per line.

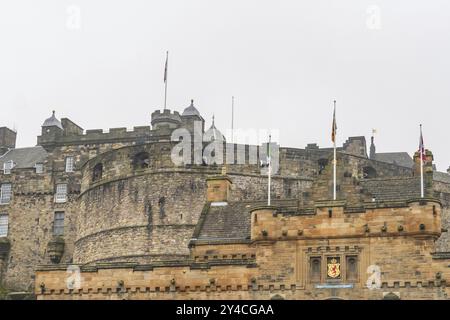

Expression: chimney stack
xmin=0 ymin=127 xmax=17 ymax=155
xmin=206 ymin=167 xmax=232 ymax=204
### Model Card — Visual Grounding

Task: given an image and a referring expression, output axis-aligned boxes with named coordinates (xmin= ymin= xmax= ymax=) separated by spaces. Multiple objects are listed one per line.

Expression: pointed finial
xmin=212 ymin=114 xmax=215 ymax=126
xmin=190 ymin=99 xmax=194 ymax=106
xmin=52 ymin=110 xmax=55 ymax=117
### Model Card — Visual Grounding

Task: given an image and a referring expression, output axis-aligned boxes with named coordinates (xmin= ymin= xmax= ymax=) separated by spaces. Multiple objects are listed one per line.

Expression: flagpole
xmin=333 ymin=140 xmax=337 ymax=201
xmin=333 ymin=100 xmax=337 ymax=201
xmin=231 ymin=96 xmax=234 ymax=144
xmin=164 ymin=51 xmax=168 ymax=110
xmin=268 ymin=135 xmax=271 ymax=206
xmin=420 ymin=124 xmax=424 ymax=198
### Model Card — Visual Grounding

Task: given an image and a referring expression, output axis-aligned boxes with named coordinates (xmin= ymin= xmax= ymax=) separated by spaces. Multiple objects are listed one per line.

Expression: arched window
xmin=363 ymin=166 xmax=377 ymax=179
xmin=92 ymin=163 xmax=103 ymax=182
xmin=133 ymin=152 xmax=150 ymax=169
xmin=318 ymin=159 xmax=329 ymax=175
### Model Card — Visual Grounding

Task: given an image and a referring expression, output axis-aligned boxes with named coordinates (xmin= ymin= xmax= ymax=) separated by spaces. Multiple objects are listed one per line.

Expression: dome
xmin=182 ymin=99 xmax=201 ymax=117
xmin=205 ymin=116 xmax=226 ymax=142
xmin=42 ymin=111 xmax=63 ymax=130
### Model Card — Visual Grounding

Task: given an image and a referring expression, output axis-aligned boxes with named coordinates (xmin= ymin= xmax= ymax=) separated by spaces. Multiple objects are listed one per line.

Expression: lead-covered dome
xmin=205 ymin=116 xmax=225 ymax=142
xmin=182 ymin=99 xmax=201 ymax=117
xmin=42 ymin=111 xmax=63 ymax=130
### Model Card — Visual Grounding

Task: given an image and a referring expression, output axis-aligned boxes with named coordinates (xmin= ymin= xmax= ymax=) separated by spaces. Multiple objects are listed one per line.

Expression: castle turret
xmin=181 ymin=99 xmax=205 ymax=135
xmin=151 ymin=109 xmax=181 ymax=130
xmin=413 ymin=149 xmax=434 ymax=196
xmin=204 ymin=115 xmax=225 ymax=142
xmin=38 ymin=111 xmax=64 ymax=144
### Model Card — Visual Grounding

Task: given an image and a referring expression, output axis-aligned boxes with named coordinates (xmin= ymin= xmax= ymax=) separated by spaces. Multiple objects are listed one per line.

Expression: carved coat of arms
xmin=327 ymin=258 xmax=341 ymax=278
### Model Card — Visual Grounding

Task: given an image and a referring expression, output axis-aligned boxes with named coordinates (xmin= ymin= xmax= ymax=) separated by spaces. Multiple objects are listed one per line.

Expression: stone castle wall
xmin=35 ymin=202 xmax=450 ymax=300
xmin=1 ymin=117 xmax=450 ymax=298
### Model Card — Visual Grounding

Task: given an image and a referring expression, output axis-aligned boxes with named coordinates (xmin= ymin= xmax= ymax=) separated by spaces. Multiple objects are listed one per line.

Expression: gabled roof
xmin=0 ymin=146 xmax=48 ymax=169
xmin=434 ymin=171 xmax=450 ymax=184
xmin=193 ymin=177 xmax=427 ymax=244
xmin=360 ymin=177 xmax=422 ymax=201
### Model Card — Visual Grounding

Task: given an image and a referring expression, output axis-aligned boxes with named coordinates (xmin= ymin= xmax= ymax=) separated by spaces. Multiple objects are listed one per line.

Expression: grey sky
xmin=1 ymin=0 xmax=449 ymax=170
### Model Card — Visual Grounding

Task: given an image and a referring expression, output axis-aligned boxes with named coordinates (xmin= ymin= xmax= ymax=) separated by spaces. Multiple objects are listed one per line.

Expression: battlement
xmin=250 ymin=199 xmax=442 ymax=241
xmin=151 ymin=109 xmax=182 ymax=129
xmin=37 ymin=126 xmax=153 ymax=146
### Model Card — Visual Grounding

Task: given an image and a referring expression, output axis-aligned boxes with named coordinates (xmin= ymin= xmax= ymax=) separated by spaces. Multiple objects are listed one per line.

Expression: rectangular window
xmin=0 ymin=184 xmax=12 ymax=204
xmin=0 ymin=214 xmax=8 ymax=237
xmin=346 ymin=256 xmax=359 ymax=281
xmin=55 ymin=184 xmax=67 ymax=203
xmin=53 ymin=212 xmax=65 ymax=236
xmin=35 ymin=163 xmax=44 ymax=174
xmin=3 ymin=160 xmax=14 ymax=175
xmin=310 ymin=257 xmax=322 ymax=283
xmin=65 ymin=157 xmax=74 ymax=173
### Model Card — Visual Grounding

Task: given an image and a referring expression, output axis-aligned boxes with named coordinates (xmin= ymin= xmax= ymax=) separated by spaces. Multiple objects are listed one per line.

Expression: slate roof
xmin=434 ymin=171 xmax=450 ymax=184
xmin=0 ymin=146 xmax=48 ymax=169
xmin=373 ymin=152 xmax=414 ymax=168
xmin=360 ymin=177 xmax=422 ymax=202
xmin=196 ymin=202 xmax=252 ymax=241
xmin=194 ymin=178 xmax=426 ymax=243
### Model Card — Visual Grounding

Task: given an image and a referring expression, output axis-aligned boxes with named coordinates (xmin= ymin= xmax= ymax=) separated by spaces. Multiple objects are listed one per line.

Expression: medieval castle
xmin=0 ymin=101 xmax=450 ymax=300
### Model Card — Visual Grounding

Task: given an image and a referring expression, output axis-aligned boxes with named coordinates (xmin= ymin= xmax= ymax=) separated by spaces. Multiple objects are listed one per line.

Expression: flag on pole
xmin=332 ymin=100 xmax=337 ymax=200
xmin=331 ymin=101 xmax=337 ymax=143
xmin=164 ymin=51 xmax=168 ymax=83
xmin=419 ymin=125 xmax=426 ymax=162
xmin=419 ymin=124 xmax=425 ymax=198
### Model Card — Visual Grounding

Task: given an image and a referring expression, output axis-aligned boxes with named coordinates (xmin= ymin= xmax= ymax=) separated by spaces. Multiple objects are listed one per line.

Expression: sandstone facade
xmin=0 ymin=102 xmax=449 ymax=300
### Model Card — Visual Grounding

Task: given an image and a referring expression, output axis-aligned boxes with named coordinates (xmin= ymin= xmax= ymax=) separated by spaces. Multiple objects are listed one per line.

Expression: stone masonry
xmin=0 ymin=101 xmax=449 ymax=299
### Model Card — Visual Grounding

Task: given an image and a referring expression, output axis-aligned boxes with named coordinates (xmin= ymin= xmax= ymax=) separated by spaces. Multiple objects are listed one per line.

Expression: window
xmin=65 ymin=156 xmax=74 ymax=173
xmin=363 ymin=166 xmax=377 ymax=179
xmin=0 ymin=214 xmax=8 ymax=237
xmin=55 ymin=184 xmax=67 ymax=203
xmin=92 ymin=163 xmax=103 ymax=182
xmin=35 ymin=163 xmax=44 ymax=174
xmin=133 ymin=152 xmax=150 ymax=169
xmin=53 ymin=212 xmax=65 ymax=236
xmin=318 ymin=159 xmax=328 ymax=175
xmin=0 ymin=183 xmax=12 ymax=204
xmin=159 ymin=197 xmax=166 ymax=218
xmin=3 ymin=160 xmax=14 ymax=175
xmin=346 ymin=256 xmax=358 ymax=281
xmin=310 ymin=257 xmax=321 ymax=282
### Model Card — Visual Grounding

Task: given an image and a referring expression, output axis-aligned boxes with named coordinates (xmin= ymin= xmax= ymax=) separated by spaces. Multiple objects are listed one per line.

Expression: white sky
xmin=1 ymin=0 xmax=449 ymax=170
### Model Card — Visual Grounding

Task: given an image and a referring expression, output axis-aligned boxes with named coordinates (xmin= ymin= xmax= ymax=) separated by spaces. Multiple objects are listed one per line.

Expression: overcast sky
xmin=1 ymin=1 xmax=449 ymax=170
